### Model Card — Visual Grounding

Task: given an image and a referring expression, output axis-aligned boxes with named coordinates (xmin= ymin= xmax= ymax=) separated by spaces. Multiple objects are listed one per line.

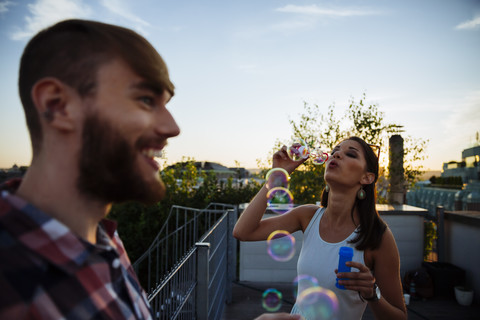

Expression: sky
xmin=0 ymin=0 xmax=479 ymax=171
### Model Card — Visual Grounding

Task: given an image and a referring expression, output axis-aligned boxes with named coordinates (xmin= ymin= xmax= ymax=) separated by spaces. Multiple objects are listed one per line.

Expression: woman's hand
xmin=272 ymin=145 xmax=307 ymax=174
xmin=335 ymin=261 xmax=376 ymax=300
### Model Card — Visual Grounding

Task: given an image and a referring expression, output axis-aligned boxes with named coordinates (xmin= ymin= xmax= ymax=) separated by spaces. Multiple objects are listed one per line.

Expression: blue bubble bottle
xmin=336 ymin=246 xmax=354 ymax=290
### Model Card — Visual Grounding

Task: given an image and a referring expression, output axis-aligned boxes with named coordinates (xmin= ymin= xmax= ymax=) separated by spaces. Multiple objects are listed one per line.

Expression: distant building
xmin=165 ymin=161 xmax=255 ymax=189
xmin=441 ymin=145 xmax=480 ymax=183
xmin=0 ymin=165 xmax=27 ymax=184
xmin=166 ymin=161 xmax=245 ymax=179
xmin=228 ymin=167 xmax=250 ymax=179
xmin=408 ymin=142 xmax=480 ymax=212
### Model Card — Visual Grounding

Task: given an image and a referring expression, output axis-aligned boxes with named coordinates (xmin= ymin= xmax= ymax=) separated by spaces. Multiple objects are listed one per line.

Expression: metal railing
xmin=133 ymin=203 xmax=238 ymax=320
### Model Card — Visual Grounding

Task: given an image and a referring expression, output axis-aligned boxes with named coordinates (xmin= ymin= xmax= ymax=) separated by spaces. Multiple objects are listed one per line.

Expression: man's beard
xmin=77 ymin=112 xmax=165 ymax=204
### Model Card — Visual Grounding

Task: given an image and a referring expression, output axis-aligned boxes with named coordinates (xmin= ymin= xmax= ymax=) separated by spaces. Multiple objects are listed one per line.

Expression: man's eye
xmin=139 ymin=96 xmax=154 ymax=106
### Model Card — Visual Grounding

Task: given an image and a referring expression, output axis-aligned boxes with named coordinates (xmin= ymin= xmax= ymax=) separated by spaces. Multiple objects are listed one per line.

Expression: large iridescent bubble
xmin=265 ymin=168 xmax=293 ymax=214
xmin=310 ymin=147 xmax=329 ymax=165
xmin=265 ymin=168 xmax=290 ymax=190
xmin=267 ymin=230 xmax=296 ymax=262
xmin=288 ymin=139 xmax=310 ymax=161
xmin=297 ymin=286 xmax=339 ymax=320
xmin=266 ymin=187 xmax=294 ymax=214
xmin=293 ymin=274 xmax=319 ymax=299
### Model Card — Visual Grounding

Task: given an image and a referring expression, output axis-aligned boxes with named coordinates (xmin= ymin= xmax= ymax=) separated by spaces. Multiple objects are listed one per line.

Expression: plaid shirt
xmin=0 ymin=179 xmax=153 ymax=319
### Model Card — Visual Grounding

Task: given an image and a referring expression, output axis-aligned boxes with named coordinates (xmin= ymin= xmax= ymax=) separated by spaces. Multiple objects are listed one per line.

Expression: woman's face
xmin=324 ymin=139 xmax=370 ymax=189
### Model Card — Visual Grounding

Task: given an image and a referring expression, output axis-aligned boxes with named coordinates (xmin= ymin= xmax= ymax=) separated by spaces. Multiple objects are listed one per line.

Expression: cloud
xmin=451 ymin=90 xmax=480 ymax=124
xmin=10 ymin=0 xmax=92 ymax=41
xmin=269 ymin=16 xmax=317 ymax=33
xmin=276 ymin=4 xmax=383 ymax=17
xmin=0 ymin=1 xmax=14 ymax=13
xmin=100 ymin=0 xmax=150 ymax=27
xmin=442 ymin=90 xmax=480 ymax=147
xmin=8 ymin=0 xmax=151 ymax=41
xmin=271 ymin=4 xmax=384 ymax=33
xmin=455 ymin=15 xmax=480 ymax=30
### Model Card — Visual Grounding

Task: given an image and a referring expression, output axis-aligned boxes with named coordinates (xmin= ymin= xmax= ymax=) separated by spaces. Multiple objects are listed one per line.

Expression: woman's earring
xmin=325 ymin=185 xmax=330 ymax=193
xmin=357 ymin=186 xmax=366 ymax=200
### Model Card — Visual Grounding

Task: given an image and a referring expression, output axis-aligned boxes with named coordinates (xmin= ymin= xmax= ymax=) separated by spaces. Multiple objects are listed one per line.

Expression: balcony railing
xmin=133 ymin=203 xmax=238 ymax=320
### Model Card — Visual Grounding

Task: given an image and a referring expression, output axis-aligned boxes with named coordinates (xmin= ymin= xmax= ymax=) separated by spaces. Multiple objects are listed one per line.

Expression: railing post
xmin=226 ymin=207 xmax=238 ymax=304
xmin=196 ymin=242 xmax=210 ymax=320
xmin=436 ymin=206 xmax=446 ymax=262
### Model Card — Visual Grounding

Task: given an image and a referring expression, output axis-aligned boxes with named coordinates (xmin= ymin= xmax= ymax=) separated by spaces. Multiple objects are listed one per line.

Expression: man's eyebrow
xmin=129 ymin=80 xmax=164 ymax=95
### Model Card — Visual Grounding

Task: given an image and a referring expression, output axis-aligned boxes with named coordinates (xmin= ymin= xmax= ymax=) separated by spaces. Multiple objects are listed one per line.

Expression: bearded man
xmin=0 ymin=19 xmax=180 ymax=319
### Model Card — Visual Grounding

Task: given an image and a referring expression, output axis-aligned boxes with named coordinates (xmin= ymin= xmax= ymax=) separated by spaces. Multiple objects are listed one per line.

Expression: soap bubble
xmin=297 ymin=287 xmax=339 ymax=320
xmin=288 ymin=139 xmax=310 ymax=161
xmin=265 ymin=168 xmax=290 ymax=190
xmin=265 ymin=168 xmax=293 ymax=214
xmin=267 ymin=230 xmax=296 ymax=262
xmin=311 ymin=147 xmax=329 ymax=165
xmin=293 ymin=274 xmax=319 ymax=299
xmin=266 ymin=187 xmax=294 ymax=214
xmin=287 ymin=138 xmax=329 ymax=166
xmin=262 ymin=288 xmax=283 ymax=312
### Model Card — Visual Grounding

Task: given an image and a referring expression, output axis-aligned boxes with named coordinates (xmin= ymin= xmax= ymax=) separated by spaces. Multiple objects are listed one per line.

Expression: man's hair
xmin=19 ymin=19 xmax=174 ymax=155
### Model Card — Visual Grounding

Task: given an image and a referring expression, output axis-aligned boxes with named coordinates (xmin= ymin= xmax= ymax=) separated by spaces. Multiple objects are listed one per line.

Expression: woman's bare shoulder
xmin=289 ymin=204 xmax=321 ymax=232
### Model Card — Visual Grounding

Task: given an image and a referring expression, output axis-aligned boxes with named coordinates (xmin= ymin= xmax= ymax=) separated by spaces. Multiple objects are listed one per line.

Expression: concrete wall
xmin=381 ymin=214 xmax=424 ymax=278
xmin=444 ymin=212 xmax=480 ymax=304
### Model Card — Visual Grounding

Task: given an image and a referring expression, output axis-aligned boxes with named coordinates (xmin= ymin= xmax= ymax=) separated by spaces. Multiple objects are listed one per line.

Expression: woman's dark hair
xmin=19 ymin=19 xmax=174 ymax=156
xmin=320 ymin=136 xmax=387 ymax=250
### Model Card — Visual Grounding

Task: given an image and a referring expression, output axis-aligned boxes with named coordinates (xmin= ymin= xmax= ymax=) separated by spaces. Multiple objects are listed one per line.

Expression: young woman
xmin=233 ymin=137 xmax=407 ymax=320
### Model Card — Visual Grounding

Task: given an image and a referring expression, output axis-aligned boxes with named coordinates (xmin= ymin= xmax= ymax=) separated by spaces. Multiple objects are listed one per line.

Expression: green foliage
xmin=107 ymin=160 xmax=261 ymax=263
xmin=346 ymin=93 xmax=404 ymax=145
xmin=424 ymin=220 xmax=438 ymax=260
xmin=257 ymin=93 xmax=428 ymax=204
xmin=289 ymin=165 xmax=326 ymax=204
xmin=108 ymin=202 xmax=164 ymax=264
xmin=403 ymin=136 xmax=428 ymax=188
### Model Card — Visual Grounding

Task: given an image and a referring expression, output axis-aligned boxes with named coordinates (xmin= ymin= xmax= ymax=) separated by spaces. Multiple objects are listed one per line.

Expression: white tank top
xmin=290 ymin=207 xmax=367 ymax=320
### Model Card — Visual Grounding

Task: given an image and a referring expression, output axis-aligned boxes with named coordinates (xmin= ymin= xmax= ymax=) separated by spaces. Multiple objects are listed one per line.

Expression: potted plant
xmin=454 ymin=285 xmax=474 ymax=306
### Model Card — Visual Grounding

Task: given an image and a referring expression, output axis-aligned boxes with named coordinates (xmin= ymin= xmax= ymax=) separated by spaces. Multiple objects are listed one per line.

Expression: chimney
xmin=388 ymin=135 xmax=405 ymax=204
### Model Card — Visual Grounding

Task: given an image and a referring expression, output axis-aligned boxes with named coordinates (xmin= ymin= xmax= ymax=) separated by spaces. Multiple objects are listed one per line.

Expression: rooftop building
xmin=442 ymin=143 xmax=480 ymax=183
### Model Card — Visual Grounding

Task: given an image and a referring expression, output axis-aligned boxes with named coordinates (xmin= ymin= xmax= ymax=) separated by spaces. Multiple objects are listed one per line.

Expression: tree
xmin=257 ymin=93 xmax=428 ymax=205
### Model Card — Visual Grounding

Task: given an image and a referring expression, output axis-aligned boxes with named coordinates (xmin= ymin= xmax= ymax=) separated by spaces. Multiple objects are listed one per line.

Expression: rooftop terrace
xmin=135 ymin=203 xmax=480 ymax=319
xmin=222 ymin=281 xmax=480 ymax=320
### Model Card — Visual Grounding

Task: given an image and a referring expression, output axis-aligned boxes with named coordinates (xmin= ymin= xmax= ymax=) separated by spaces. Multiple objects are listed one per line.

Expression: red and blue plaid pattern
xmin=0 ymin=181 xmax=153 ymax=319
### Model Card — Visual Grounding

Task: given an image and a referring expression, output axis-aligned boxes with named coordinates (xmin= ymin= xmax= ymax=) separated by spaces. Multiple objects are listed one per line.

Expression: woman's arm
xmin=232 ymin=146 xmax=308 ymax=241
xmin=232 ymin=185 xmax=310 ymax=241
xmin=367 ymin=228 xmax=407 ymax=320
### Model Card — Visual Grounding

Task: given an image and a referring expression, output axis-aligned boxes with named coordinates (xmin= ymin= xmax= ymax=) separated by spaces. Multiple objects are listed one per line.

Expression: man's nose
xmin=155 ymin=109 xmax=180 ymax=138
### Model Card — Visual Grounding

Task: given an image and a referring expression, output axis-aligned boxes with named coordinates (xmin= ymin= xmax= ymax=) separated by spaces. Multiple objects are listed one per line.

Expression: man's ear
xmin=31 ymin=78 xmax=77 ymax=132
xmin=361 ymin=172 xmax=375 ymax=186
